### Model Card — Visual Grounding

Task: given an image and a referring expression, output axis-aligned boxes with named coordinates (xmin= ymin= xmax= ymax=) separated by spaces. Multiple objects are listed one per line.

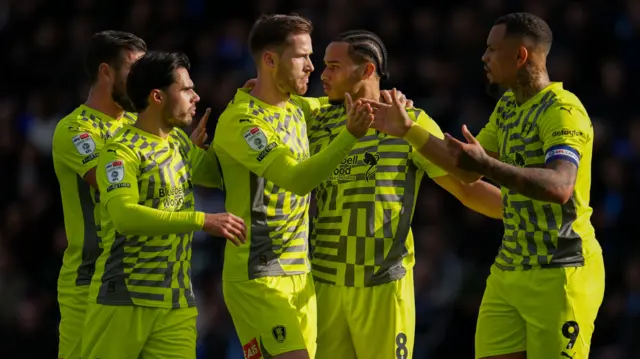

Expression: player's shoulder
xmin=122 ymin=112 xmax=138 ymax=124
xmin=217 ymin=90 xmax=265 ymax=126
xmin=54 ymin=105 xmax=95 ymax=133
xmin=547 ymin=86 xmax=589 ymax=117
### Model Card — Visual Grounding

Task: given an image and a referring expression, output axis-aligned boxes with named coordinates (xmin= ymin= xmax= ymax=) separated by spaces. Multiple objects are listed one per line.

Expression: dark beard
xmin=485 ymin=82 xmax=507 ymax=100
xmin=112 ymin=88 xmax=136 ymax=113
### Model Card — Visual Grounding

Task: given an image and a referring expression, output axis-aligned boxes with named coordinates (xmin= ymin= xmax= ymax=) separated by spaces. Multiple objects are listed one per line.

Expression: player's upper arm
xmin=52 ymin=124 xmax=104 ymax=188
xmin=213 ymin=113 xmax=293 ymax=177
xmin=476 ymin=106 xmax=501 ymax=155
xmin=192 ymin=146 xmax=223 ymax=188
xmin=96 ymin=142 xmax=140 ymax=208
xmin=538 ymin=104 xmax=593 ymax=169
xmin=410 ymin=109 xmax=448 ymax=179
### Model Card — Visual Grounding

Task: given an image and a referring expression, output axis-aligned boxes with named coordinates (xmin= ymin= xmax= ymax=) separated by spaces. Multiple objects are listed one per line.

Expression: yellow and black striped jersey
xmin=52 ymin=105 xmax=136 ymax=289
xmin=213 ymin=89 xmax=314 ymax=281
xmin=308 ymin=104 xmax=447 ymax=287
xmin=90 ymin=124 xmax=221 ymax=308
xmin=476 ymin=82 xmax=600 ymax=271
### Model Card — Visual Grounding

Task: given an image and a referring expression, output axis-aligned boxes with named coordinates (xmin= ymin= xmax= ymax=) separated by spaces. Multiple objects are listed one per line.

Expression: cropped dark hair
xmin=248 ymin=13 xmax=313 ymax=58
xmin=334 ymin=30 xmax=389 ymax=80
xmin=85 ymin=30 xmax=147 ymax=84
xmin=494 ymin=12 xmax=553 ymax=52
xmin=126 ymin=51 xmax=191 ymax=112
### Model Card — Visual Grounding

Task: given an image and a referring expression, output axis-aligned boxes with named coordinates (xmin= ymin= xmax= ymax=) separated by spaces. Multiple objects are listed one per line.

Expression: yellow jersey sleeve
xmin=410 ymin=109 xmax=448 ymax=178
xmin=97 ymin=141 xmax=140 ymax=206
xmin=476 ymin=107 xmax=500 ymax=154
xmin=52 ymin=123 xmax=103 ymax=177
xmin=191 ymin=146 xmax=223 ymax=188
xmin=213 ymin=113 xmax=297 ymax=177
xmin=538 ymin=104 xmax=593 ymax=167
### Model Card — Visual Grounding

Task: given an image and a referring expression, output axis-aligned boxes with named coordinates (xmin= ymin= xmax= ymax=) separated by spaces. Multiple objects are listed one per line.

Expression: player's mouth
xmin=322 ymin=83 xmax=331 ymax=91
xmin=189 ymin=108 xmax=196 ymax=116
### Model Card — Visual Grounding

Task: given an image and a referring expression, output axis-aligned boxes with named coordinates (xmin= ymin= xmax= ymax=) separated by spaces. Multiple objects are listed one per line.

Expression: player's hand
xmin=344 ymin=92 xmax=374 ymax=138
xmin=360 ymin=88 xmax=413 ymax=137
xmin=243 ymin=78 xmax=257 ymax=90
xmin=444 ymin=125 xmax=490 ymax=173
xmin=381 ymin=89 xmax=414 ymax=109
xmin=191 ymin=108 xmax=211 ymax=149
xmin=203 ymin=212 xmax=247 ymax=246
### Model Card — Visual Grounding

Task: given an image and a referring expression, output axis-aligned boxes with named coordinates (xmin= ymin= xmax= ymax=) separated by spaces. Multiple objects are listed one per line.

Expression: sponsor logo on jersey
xmin=243 ymin=338 xmax=262 ymax=359
xmin=244 ymin=127 xmax=268 ymax=151
xmin=72 ymin=132 xmax=96 ymax=155
xmin=105 ymin=160 xmax=125 ymax=183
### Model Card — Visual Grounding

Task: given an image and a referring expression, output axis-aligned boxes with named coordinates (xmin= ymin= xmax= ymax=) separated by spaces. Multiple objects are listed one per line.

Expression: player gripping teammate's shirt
xmin=213 ymin=89 xmax=358 ymax=359
xmin=52 ymin=104 xmax=136 ymax=359
xmin=474 ymin=83 xmax=604 ymax=359
xmin=81 ymin=124 xmax=222 ymax=359
xmin=308 ymin=103 xmax=447 ymax=359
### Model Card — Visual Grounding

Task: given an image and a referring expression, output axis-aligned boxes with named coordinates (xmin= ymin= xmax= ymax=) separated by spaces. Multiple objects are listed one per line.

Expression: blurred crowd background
xmin=0 ymin=0 xmax=639 ymax=358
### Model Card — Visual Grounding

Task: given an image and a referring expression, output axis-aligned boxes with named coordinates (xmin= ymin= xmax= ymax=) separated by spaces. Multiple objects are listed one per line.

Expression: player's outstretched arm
xmin=361 ymin=89 xmax=481 ymax=183
xmin=98 ymin=142 xmax=246 ymax=244
xmin=433 ymin=175 xmax=503 ymax=219
xmin=213 ymin=94 xmax=373 ymax=196
xmin=445 ymin=106 xmax=589 ymax=204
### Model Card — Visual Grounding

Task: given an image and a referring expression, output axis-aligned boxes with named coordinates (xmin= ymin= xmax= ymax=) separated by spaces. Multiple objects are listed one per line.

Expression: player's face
xmin=482 ymin=24 xmax=521 ymax=88
xmin=274 ymin=33 xmax=314 ymax=95
xmin=112 ymin=50 xmax=145 ymax=112
xmin=320 ymin=42 xmax=362 ymax=102
xmin=162 ymin=67 xmax=200 ymax=127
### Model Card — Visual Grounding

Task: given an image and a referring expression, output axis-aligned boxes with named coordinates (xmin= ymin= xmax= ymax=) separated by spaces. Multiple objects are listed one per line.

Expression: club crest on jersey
xmin=72 ymin=132 xmax=96 ymax=155
xmin=244 ymin=127 xmax=268 ymax=151
xmin=105 ymin=160 xmax=125 ymax=184
xmin=272 ymin=325 xmax=286 ymax=343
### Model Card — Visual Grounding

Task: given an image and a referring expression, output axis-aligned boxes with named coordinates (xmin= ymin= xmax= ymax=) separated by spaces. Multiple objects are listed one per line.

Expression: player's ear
xmin=516 ymin=46 xmax=528 ymax=67
xmin=98 ymin=63 xmax=112 ymax=82
xmin=150 ymin=89 xmax=163 ymax=106
xmin=263 ymin=51 xmax=277 ymax=69
xmin=362 ymin=63 xmax=376 ymax=79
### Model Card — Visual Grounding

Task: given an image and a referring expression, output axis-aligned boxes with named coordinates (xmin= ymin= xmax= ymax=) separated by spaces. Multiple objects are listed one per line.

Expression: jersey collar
xmin=78 ymin=104 xmax=120 ymax=122
xmin=235 ymin=88 xmax=290 ymax=112
xmin=517 ymin=82 xmax=563 ymax=108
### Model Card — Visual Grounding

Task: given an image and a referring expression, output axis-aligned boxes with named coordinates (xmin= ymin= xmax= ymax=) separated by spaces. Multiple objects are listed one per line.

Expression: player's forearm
xmin=478 ymin=157 xmax=572 ymax=204
xmin=263 ymin=130 xmax=358 ymax=195
xmin=404 ymin=124 xmax=482 ymax=183
xmin=106 ymin=199 xmax=205 ymax=235
xmin=458 ymin=180 xmax=503 ymax=219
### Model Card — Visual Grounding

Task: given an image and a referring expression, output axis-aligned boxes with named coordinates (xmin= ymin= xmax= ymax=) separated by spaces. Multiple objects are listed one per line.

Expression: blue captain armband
xmin=545 ymin=145 xmax=580 ymax=167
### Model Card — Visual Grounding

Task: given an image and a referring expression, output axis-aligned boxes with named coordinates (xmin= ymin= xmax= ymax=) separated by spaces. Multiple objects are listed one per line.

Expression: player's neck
xmin=135 ymin=112 xmax=172 ymax=139
xmin=250 ymin=75 xmax=289 ymax=108
xmin=85 ymin=85 xmax=123 ymax=120
xmin=512 ymin=66 xmax=551 ymax=105
xmin=354 ymin=84 xmax=380 ymax=102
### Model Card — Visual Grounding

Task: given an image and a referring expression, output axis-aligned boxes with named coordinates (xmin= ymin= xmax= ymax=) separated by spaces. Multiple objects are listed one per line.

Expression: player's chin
xmin=293 ymin=83 xmax=308 ymax=95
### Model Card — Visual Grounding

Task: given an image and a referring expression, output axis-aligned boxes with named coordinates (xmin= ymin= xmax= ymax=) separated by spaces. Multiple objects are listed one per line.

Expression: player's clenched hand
xmin=360 ymin=88 xmax=413 ymax=137
xmin=345 ymin=92 xmax=374 ymax=138
xmin=203 ymin=212 xmax=247 ymax=246
xmin=243 ymin=78 xmax=257 ymax=90
xmin=190 ymin=108 xmax=211 ymax=149
xmin=380 ymin=89 xmax=414 ymax=109
xmin=445 ymin=124 xmax=489 ymax=173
